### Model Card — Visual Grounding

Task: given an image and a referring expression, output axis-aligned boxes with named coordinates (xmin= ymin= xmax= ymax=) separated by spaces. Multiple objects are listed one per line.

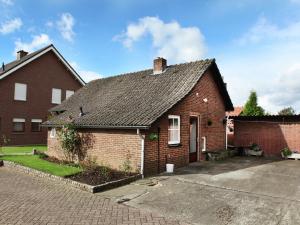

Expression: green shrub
xmin=250 ymin=143 xmax=261 ymax=151
xmin=281 ymin=147 xmax=292 ymax=157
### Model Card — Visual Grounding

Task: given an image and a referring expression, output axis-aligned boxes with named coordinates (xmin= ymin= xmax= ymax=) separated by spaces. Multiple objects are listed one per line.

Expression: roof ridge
xmin=88 ymin=58 xmax=215 ymax=83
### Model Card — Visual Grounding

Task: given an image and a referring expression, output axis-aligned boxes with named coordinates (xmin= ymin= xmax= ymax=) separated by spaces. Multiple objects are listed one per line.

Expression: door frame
xmin=189 ymin=115 xmax=200 ymax=163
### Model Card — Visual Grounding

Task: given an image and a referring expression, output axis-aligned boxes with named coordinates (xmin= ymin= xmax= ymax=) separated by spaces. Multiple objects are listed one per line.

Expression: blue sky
xmin=1 ymin=0 xmax=300 ymax=113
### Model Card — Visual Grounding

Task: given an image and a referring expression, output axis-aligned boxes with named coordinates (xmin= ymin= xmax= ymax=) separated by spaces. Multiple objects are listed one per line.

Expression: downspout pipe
xmin=137 ymin=129 xmax=145 ymax=178
xmin=225 ymin=115 xmax=229 ymax=150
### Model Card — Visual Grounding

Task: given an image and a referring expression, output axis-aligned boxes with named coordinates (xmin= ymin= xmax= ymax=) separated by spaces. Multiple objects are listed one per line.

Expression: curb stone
xmin=3 ymin=160 xmax=141 ymax=193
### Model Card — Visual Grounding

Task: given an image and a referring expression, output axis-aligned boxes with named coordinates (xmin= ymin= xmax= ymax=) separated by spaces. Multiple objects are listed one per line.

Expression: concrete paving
xmin=98 ymin=157 xmax=300 ymax=225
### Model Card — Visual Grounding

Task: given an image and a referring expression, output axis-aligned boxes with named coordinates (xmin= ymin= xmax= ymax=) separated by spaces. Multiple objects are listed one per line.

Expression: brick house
xmin=45 ymin=58 xmax=233 ymax=175
xmin=226 ymin=106 xmax=243 ymax=145
xmin=0 ymin=44 xmax=85 ymax=146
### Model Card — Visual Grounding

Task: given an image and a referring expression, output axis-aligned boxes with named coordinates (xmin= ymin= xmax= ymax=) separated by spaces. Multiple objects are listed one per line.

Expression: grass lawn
xmin=1 ymin=145 xmax=47 ymax=154
xmin=0 ymin=155 xmax=82 ymax=177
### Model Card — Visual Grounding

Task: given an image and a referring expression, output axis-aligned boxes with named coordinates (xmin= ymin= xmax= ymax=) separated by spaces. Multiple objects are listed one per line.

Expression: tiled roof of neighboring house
xmin=226 ymin=106 xmax=243 ymax=116
xmin=44 ymin=59 xmax=233 ymax=129
xmin=0 ymin=45 xmax=50 ymax=75
xmin=0 ymin=44 xmax=85 ymax=85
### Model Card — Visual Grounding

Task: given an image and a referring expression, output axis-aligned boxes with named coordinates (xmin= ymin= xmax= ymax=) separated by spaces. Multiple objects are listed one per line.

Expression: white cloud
xmin=115 ymin=16 xmax=206 ymax=63
xmin=0 ymin=18 xmax=22 ymax=34
xmin=0 ymin=0 xmax=13 ymax=5
xmin=260 ymin=63 xmax=300 ymax=112
xmin=14 ymin=33 xmax=51 ymax=53
xmin=237 ymin=16 xmax=300 ymax=45
xmin=222 ymin=17 xmax=300 ymax=114
xmin=70 ymin=62 xmax=101 ymax=82
xmin=57 ymin=13 xmax=75 ymax=42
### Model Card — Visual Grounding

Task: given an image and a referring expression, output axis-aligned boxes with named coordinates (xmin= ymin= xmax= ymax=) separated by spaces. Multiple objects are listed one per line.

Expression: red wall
xmin=144 ymin=69 xmax=227 ymax=175
xmin=0 ymin=51 xmax=83 ymax=145
xmin=234 ymin=121 xmax=300 ymax=156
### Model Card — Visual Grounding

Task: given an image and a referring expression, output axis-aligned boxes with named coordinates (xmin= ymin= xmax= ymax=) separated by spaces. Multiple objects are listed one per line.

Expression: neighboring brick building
xmin=45 ymin=58 xmax=233 ymax=175
xmin=0 ymin=45 xmax=85 ymax=146
xmin=233 ymin=115 xmax=300 ymax=157
xmin=226 ymin=106 xmax=243 ymax=145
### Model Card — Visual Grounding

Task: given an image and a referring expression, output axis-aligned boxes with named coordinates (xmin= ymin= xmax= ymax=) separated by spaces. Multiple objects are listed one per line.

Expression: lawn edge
xmin=3 ymin=160 xmax=141 ymax=193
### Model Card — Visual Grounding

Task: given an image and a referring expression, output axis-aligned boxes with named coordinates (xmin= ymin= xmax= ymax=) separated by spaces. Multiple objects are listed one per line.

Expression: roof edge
xmin=0 ymin=44 xmax=86 ymax=86
xmin=41 ymin=123 xmax=149 ymax=129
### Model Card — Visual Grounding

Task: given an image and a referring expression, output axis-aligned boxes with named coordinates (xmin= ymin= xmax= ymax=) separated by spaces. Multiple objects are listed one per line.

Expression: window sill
xmin=168 ymin=143 xmax=182 ymax=147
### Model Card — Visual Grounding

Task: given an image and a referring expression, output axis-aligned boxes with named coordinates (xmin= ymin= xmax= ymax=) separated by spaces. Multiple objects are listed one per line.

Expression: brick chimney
xmin=153 ymin=57 xmax=167 ymax=74
xmin=17 ymin=50 xmax=28 ymax=60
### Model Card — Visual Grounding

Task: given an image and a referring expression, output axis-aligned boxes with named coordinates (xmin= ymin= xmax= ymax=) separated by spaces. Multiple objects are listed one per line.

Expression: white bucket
xmin=166 ymin=164 xmax=174 ymax=173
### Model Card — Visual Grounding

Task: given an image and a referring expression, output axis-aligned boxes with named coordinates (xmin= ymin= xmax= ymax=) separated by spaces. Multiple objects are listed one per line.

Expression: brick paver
xmin=0 ymin=167 xmax=184 ymax=225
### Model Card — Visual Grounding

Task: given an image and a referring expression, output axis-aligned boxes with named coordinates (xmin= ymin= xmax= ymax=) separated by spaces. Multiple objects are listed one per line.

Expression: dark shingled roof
xmin=44 ymin=59 xmax=233 ymax=129
xmin=0 ymin=45 xmax=52 ymax=75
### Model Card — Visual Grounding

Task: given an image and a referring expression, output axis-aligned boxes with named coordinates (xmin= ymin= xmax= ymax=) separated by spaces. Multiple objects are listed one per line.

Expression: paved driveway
xmin=0 ymin=167 xmax=184 ymax=225
xmin=99 ymin=157 xmax=300 ymax=225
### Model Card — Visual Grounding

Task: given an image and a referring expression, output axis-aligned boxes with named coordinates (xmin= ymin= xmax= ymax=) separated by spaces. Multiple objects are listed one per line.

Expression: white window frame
xmin=31 ymin=119 xmax=42 ymax=132
xmin=168 ymin=115 xmax=180 ymax=145
xmin=52 ymin=88 xmax=62 ymax=104
xmin=66 ymin=90 xmax=74 ymax=99
xmin=50 ymin=128 xmax=56 ymax=138
xmin=14 ymin=83 xmax=27 ymax=101
xmin=12 ymin=118 xmax=25 ymax=132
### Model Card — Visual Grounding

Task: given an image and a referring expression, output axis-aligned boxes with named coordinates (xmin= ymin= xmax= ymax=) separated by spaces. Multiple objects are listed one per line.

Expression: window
xmin=52 ymin=88 xmax=61 ymax=104
xmin=168 ymin=115 xmax=180 ymax=145
xmin=14 ymin=83 xmax=27 ymax=101
xmin=13 ymin=118 xmax=25 ymax=132
xmin=66 ymin=90 xmax=74 ymax=99
xmin=50 ymin=128 xmax=56 ymax=138
xmin=31 ymin=119 xmax=42 ymax=132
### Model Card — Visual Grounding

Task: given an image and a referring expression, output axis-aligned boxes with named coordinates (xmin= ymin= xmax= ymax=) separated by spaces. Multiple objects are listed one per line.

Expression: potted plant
xmin=247 ymin=143 xmax=263 ymax=156
xmin=281 ymin=147 xmax=292 ymax=159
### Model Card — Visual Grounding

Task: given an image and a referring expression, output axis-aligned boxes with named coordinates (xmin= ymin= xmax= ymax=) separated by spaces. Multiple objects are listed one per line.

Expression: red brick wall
xmin=144 ymin=69 xmax=227 ymax=175
xmin=234 ymin=121 xmax=300 ymax=156
xmin=46 ymin=68 xmax=227 ymax=175
xmin=0 ymin=51 xmax=83 ymax=145
xmin=47 ymin=129 xmax=142 ymax=172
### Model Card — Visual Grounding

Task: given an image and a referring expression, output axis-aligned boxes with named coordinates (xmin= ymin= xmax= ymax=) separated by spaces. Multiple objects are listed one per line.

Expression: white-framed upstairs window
xmin=14 ymin=83 xmax=27 ymax=101
xmin=168 ymin=115 xmax=180 ymax=145
xmin=50 ymin=128 xmax=56 ymax=138
xmin=66 ymin=90 xmax=74 ymax=99
xmin=52 ymin=88 xmax=61 ymax=104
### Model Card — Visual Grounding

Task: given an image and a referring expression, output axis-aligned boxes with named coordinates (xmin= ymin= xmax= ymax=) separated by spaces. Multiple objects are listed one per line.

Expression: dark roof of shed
xmin=230 ymin=115 xmax=300 ymax=122
xmin=44 ymin=59 xmax=233 ymax=128
xmin=0 ymin=45 xmax=51 ymax=75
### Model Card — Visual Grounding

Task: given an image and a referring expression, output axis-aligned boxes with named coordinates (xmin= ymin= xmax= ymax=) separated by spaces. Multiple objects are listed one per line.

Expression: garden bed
xmin=1 ymin=154 xmax=140 ymax=193
xmin=68 ymin=167 xmax=137 ymax=185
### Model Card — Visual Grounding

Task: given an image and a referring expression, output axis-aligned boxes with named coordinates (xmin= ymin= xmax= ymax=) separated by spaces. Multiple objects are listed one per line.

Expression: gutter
xmin=137 ymin=129 xmax=145 ymax=178
xmin=41 ymin=123 xmax=149 ymax=130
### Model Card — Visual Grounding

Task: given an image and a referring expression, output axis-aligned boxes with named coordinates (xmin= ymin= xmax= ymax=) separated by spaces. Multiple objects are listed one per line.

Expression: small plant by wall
xmin=0 ymin=135 xmax=10 ymax=154
xmin=119 ymin=150 xmax=133 ymax=175
xmin=149 ymin=132 xmax=158 ymax=141
xmin=281 ymin=147 xmax=292 ymax=157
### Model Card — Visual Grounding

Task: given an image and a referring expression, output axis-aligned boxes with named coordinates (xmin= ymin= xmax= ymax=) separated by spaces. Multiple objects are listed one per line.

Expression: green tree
xmin=241 ymin=91 xmax=265 ymax=116
xmin=278 ymin=107 xmax=295 ymax=116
